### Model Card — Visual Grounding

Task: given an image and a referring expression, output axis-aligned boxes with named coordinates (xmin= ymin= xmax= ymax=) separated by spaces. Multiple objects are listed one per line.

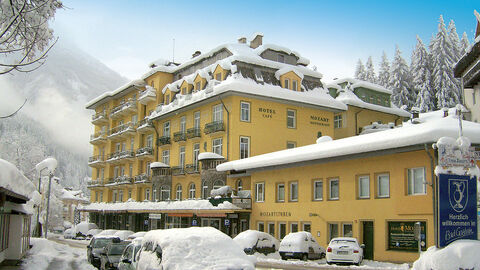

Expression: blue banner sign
xmin=438 ymin=174 xmax=477 ymax=247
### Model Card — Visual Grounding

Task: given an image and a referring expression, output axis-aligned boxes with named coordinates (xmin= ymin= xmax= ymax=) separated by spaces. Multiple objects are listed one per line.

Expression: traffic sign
xmin=192 ymin=219 xmax=198 ymax=226
xmin=224 ymin=219 xmax=230 ymax=226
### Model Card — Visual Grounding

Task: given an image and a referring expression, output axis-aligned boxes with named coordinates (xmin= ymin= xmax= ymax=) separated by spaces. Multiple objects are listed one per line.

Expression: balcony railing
xmin=137 ymin=118 xmax=154 ymax=133
xmin=138 ymin=88 xmax=156 ymax=105
xmin=92 ymin=112 xmax=108 ymax=124
xmin=88 ymin=155 xmax=105 ymax=163
xmin=107 ymin=151 xmax=135 ymax=162
xmin=185 ymin=163 xmax=200 ymax=174
xmin=134 ymin=174 xmax=151 ymax=183
xmin=186 ymin=128 xmax=201 ymax=139
xmin=90 ymin=132 xmax=107 ymax=144
xmin=171 ymin=166 xmax=185 ymax=176
xmin=108 ymin=122 xmax=136 ymax=139
xmin=110 ymin=98 xmax=137 ymax=118
xmin=136 ymin=147 xmax=154 ymax=157
xmin=204 ymin=121 xmax=224 ymax=134
xmin=106 ymin=176 xmax=134 ymax=185
xmin=173 ymin=131 xmax=187 ymax=142
xmin=158 ymin=136 xmax=171 ymax=146
xmin=152 ymin=168 xmax=171 ymax=177
xmin=87 ymin=179 xmax=104 ymax=187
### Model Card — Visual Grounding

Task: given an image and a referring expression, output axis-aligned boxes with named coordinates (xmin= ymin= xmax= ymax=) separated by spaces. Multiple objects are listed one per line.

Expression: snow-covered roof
xmin=85 ymin=79 xmax=146 ymax=109
xmin=150 ymin=76 xmax=346 ymax=120
xmin=78 ymin=199 xmax=241 ymax=212
xmin=0 ymin=158 xmax=36 ymax=200
xmin=198 ymin=152 xmax=225 ymax=161
xmin=61 ymin=189 xmax=89 ymax=203
xmin=217 ymin=109 xmax=480 ymax=172
xmin=328 ymin=78 xmax=392 ymax=94
xmin=274 ymin=67 xmax=304 ymax=80
xmin=150 ymin=162 xmax=169 ymax=169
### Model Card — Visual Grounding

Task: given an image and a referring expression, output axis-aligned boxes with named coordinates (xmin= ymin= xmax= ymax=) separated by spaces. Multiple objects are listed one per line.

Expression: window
xmin=145 ymin=188 xmax=150 ymax=201
xmin=239 ymin=136 xmax=250 ymax=159
xmin=303 ymin=223 xmax=311 ymax=233
xmin=290 ymin=222 xmax=298 ymax=233
xmin=146 ymin=134 xmax=153 ymax=148
xmin=292 ymin=80 xmax=297 ymax=91
xmin=99 ymin=192 xmax=103 ymax=202
xmin=162 ymin=150 xmax=170 ymax=165
xmin=255 ymin=182 xmax=264 ymax=202
xmin=276 ymin=183 xmax=285 ymax=202
xmin=377 ymin=173 xmax=390 ymax=198
xmin=213 ymin=180 xmax=224 ymax=190
xmin=115 ymin=142 xmax=121 ymax=152
xmin=146 ymin=162 xmax=151 ymax=176
xmin=189 ymin=183 xmax=196 ymax=199
xmin=278 ymin=54 xmax=285 ymax=63
xmin=279 ymin=223 xmax=287 ymax=239
xmin=119 ymin=190 xmax=124 ymax=202
xmin=286 ymin=141 xmax=296 ymax=149
xmin=240 ymin=102 xmax=250 ymax=122
xmin=163 ymin=121 xmax=170 ymax=137
xmin=334 ymin=114 xmax=343 ymax=129
xmin=202 ymin=181 xmax=209 ymax=199
xmin=329 ymin=178 xmax=339 ymax=200
xmin=215 ymin=73 xmax=222 ymax=81
xmin=195 ymin=81 xmax=201 ymax=91
xmin=194 ymin=111 xmax=200 ymax=129
xmin=236 ymin=179 xmax=243 ymax=191
xmin=176 ymin=184 xmax=182 ymax=200
xmin=343 ymin=223 xmax=353 ymax=237
xmin=289 ymin=181 xmax=298 ymax=202
xmin=257 ymin=222 xmax=265 ymax=232
xmin=268 ymin=223 xmax=275 ymax=237
xmin=114 ymin=166 xmax=119 ymax=178
xmin=182 ymin=87 xmax=186 ymax=95
xmin=287 ymin=109 xmax=296 ymax=128
xmin=165 ymin=94 xmax=170 ymax=105
xmin=128 ymin=190 xmax=132 ymax=199
xmin=153 ymin=189 xmax=157 ymax=201
xmin=179 ymin=146 xmax=185 ymax=168
xmin=329 ymin=223 xmax=339 ymax=241
xmin=180 ymin=116 xmax=186 ymax=133
xmin=213 ymin=104 xmax=223 ymax=122
xmin=408 ymin=167 xmax=426 ymax=195
xmin=358 ymin=175 xmax=370 ymax=199
xmin=212 ymin=138 xmax=222 ymax=155
xmin=95 ymin=192 xmax=99 ymax=202
xmin=284 ymin=78 xmax=290 ymax=89
xmin=313 ymin=180 xmax=323 ymax=201
xmin=160 ymin=186 xmax=170 ymax=201
xmin=193 ymin=144 xmax=200 ymax=171
xmin=132 ymin=114 xmax=138 ymax=124
xmin=473 ymin=91 xmax=476 ymax=105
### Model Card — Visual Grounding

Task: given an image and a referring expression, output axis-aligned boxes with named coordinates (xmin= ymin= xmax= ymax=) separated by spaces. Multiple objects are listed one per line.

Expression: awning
xmin=196 ymin=213 xmax=226 ymax=217
xmin=167 ymin=213 xmax=194 ymax=217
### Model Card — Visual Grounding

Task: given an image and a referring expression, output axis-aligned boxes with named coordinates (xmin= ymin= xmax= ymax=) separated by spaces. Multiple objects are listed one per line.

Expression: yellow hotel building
xmin=83 ymin=34 xmax=411 ymax=251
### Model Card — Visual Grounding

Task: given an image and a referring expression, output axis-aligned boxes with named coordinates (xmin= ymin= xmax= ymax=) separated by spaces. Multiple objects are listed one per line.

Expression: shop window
xmin=358 ymin=175 xmax=370 ymax=199
xmin=407 ymin=167 xmax=426 ymax=195
xmin=329 ymin=178 xmax=339 ymax=200
xmin=268 ymin=223 xmax=275 ymax=237
xmin=343 ymin=223 xmax=353 ymax=237
xmin=328 ymin=223 xmax=339 ymax=241
xmin=257 ymin=222 xmax=265 ymax=232
xmin=255 ymin=182 xmax=265 ymax=202
xmin=279 ymin=223 xmax=287 ymax=239
xmin=313 ymin=180 xmax=323 ymax=201
xmin=276 ymin=183 xmax=285 ymax=202
xmin=290 ymin=222 xmax=298 ymax=233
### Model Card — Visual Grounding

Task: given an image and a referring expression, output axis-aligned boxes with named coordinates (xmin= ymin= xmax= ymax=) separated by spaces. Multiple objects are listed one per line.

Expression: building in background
xmin=60 ymin=188 xmax=89 ymax=226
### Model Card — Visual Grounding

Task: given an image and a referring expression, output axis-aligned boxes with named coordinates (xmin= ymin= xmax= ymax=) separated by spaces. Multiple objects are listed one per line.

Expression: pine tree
xmin=411 ymin=36 xmax=435 ymax=112
xmin=365 ymin=56 xmax=376 ymax=83
xmin=460 ymin=32 xmax=470 ymax=56
xmin=448 ymin=20 xmax=461 ymax=62
xmin=430 ymin=15 xmax=460 ymax=108
xmin=354 ymin=59 xmax=367 ymax=81
xmin=389 ymin=45 xmax=414 ymax=109
xmin=377 ymin=52 xmax=391 ymax=88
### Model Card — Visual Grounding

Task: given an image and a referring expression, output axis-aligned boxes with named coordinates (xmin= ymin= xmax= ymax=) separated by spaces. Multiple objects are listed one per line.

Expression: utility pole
xmin=44 ymin=172 xmax=53 ymax=238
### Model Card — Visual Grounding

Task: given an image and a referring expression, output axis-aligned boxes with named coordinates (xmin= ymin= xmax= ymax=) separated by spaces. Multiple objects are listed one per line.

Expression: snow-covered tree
xmin=365 ymin=56 xmax=376 ymax=83
xmin=460 ymin=32 xmax=470 ymax=56
xmin=38 ymin=175 xmax=65 ymax=233
xmin=377 ymin=52 xmax=391 ymax=88
xmin=390 ymin=45 xmax=414 ymax=109
xmin=354 ymin=59 xmax=367 ymax=81
xmin=0 ymin=0 xmax=63 ymax=75
xmin=411 ymin=36 xmax=435 ymax=112
xmin=429 ymin=15 xmax=461 ymax=108
xmin=448 ymin=20 xmax=461 ymax=63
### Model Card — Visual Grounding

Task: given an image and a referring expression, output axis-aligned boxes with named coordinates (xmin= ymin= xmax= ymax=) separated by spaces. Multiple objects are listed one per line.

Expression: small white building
xmin=0 ymin=159 xmax=38 ymax=266
xmin=61 ymin=188 xmax=89 ymax=225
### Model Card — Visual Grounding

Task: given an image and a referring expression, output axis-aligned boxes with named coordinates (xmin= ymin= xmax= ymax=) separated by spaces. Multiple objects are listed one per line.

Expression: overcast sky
xmin=53 ymin=0 xmax=478 ymax=82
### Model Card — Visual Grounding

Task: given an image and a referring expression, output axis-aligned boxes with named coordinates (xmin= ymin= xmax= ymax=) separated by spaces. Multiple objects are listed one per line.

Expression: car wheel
xmin=327 ymin=261 xmax=331 ymax=265
xmin=302 ymin=253 xmax=308 ymax=261
xmin=321 ymin=252 xmax=325 ymax=259
xmin=281 ymin=255 xmax=287 ymax=261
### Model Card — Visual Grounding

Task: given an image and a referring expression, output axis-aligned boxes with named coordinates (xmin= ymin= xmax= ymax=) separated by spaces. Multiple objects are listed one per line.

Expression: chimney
xmin=192 ymin=51 xmax=201 ymax=58
xmin=442 ymin=107 xmax=449 ymax=117
xmin=410 ymin=107 xmax=420 ymax=123
xmin=238 ymin=37 xmax=246 ymax=44
xmin=249 ymin=33 xmax=263 ymax=49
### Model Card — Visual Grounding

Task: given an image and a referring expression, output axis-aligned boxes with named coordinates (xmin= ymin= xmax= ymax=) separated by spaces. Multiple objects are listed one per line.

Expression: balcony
xmin=134 ymin=174 xmax=151 ymax=183
xmin=137 ymin=118 xmax=154 ymax=134
xmin=171 ymin=166 xmax=185 ymax=176
xmin=90 ymin=132 xmax=107 ymax=145
xmin=108 ymin=122 xmax=136 ymax=141
xmin=158 ymin=136 xmax=171 ymax=146
xmin=185 ymin=163 xmax=200 ymax=174
xmin=105 ymin=176 xmax=134 ymax=186
xmin=186 ymin=128 xmax=201 ymax=139
xmin=88 ymin=155 xmax=105 ymax=168
xmin=92 ymin=112 xmax=108 ymax=125
xmin=173 ymin=131 xmax=187 ymax=142
xmin=110 ymin=98 xmax=137 ymax=119
xmin=204 ymin=121 xmax=224 ymax=134
xmin=138 ymin=88 xmax=156 ymax=105
xmin=87 ymin=179 xmax=104 ymax=188
xmin=106 ymin=151 xmax=135 ymax=164
xmin=136 ymin=147 xmax=154 ymax=160
xmin=208 ymin=196 xmax=252 ymax=209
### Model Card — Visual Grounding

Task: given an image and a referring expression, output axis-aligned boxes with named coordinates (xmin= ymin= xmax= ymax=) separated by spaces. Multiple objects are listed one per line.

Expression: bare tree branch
xmin=0 ymin=98 xmax=27 ymax=119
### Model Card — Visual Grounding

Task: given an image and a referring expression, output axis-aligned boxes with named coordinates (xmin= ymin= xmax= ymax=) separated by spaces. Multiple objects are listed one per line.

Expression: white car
xmin=114 ymin=230 xmax=135 ymax=241
xmin=126 ymin=231 xmax=146 ymax=241
xmin=118 ymin=237 xmax=143 ymax=270
xmin=233 ymin=230 xmax=279 ymax=255
xmin=64 ymin=228 xmax=75 ymax=239
xmin=326 ymin=237 xmax=364 ymax=265
xmin=279 ymin=231 xmax=325 ymax=261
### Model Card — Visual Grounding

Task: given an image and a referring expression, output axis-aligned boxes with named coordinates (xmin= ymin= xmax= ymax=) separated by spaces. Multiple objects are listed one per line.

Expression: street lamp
xmin=35 ymin=157 xmax=57 ymax=239
xmin=34 ymin=167 xmax=48 ymax=237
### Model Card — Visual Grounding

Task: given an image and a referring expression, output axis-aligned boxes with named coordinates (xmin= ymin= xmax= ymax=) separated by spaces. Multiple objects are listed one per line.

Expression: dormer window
xmin=196 ymin=81 xmax=201 ymax=90
xmin=182 ymin=87 xmax=186 ymax=95
xmin=151 ymin=81 xmax=155 ymax=88
xmin=215 ymin=73 xmax=222 ymax=81
xmin=165 ymin=94 xmax=170 ymax=105
xmin=284 ymin=78 xmax=290 ymax=89
xmin=292 ymin=80 xmax=298 ymax=91
xmin=278 ymin=54 xmax=285 ymax=63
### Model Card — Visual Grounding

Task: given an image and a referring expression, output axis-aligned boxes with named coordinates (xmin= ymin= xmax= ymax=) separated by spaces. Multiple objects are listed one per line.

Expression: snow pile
xmin=74 ymin=222 xmax=98 ymax=236
xmin=35 ymin=157 xmax=58 ymax=175
xmin=85 ymin=79 xmax=146 ymax=108
xmin=274 ymin=66 xmax=304 ymax=80
xmin=210 ymin=185 xmax=232 ymax=197
xmin=0 ymin=158 xmax=36 ymax=200
xmin=218 ymin=109 xmax=480 ymax=172
xmin=22 ymin=238 xmax=96 ymax=270
xmin=198 ymin=152 xmax=225 ymax=160
xmin=114 ymin=230 xmax=134 ymax=240
xmin=150 ymin=161 xmax=169 ymax=168
xmin=413 ymin=240 xmax=480 ymax=270
xmin=138 ymin=227 xmax=255 ymax=270
xmin=360 ymin=122 xmax=396 ymax=135
xmin=128 ymin=231 xmax=147 ymax=240
xmin=233 ymin=230 xmax=279 ymax=250
xmin=316 ymin=136 xmax=332 ymax=144
xmin=79 ymin=199 xmax=240 ymax=212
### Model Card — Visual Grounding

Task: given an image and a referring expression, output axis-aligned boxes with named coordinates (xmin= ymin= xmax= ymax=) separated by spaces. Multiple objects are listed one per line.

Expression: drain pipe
xmin=355 ymin=109 xmax=363 ymax=135
xmin=424 ymin=143 xmax=437 ymax=247
xmin=219 ymin=98 xmax=230 ymax=161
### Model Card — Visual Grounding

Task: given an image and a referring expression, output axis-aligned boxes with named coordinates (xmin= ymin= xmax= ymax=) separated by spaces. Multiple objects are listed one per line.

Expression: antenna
xmin=172 ymin=38 xmax=175 ymax=63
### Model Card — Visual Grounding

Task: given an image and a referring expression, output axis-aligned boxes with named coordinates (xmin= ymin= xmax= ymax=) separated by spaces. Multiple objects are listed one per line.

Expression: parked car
xmin=64 ymin=228 xmax=75 ymax=239
xmin=279 ymin=231 xmax=326 ymax=261
xmin=136 ymin=227 xmax=254 ymax=270
xmin=100 ymin=241 xmax=130 ymax=270
xmin=126 ymin=231 xmax=146 ymax=241
xmin=326 ymin=237 xmax=364 ymax=265
xmin=118 ymin=237 xmax=143 ymax=270
xmin=74 ymin=222 xmax=99 ymax=239
xmin=97 ymin=229 xmax=119 ymax=237
xmin=233 ymin=230 xmax=279 ymax=255
xmin=87 ymin=229 xmax=103 ymax=240
xmin=87 ymin=235 xmax=121 ymax=268
xmin=114 ymin=230 xmax=135 ymax=241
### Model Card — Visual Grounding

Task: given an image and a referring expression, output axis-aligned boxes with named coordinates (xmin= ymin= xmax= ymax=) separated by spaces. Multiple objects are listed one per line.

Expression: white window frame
xmin=329 ymin=178 xmax=339 ymax=200
xmin=162 ymin=150 xmax=170 ymax=165
xmin=407 ymin=167 xmax=426 ymax=195
xmin=292 ymin=80 xmax=297 ymax=91
xmin=180 ymin=116 xmax=186 ymax=133
xmin=255 ymin=182 xmax=265 ymax=202
xmin=286 ymin=141 xmax=296 ymax=149
xmin=290 ymin=222 xmax=298 ymax=233
xmin=377 ymin=173 xmax=390 ymax=198
xmin=160 ymin=186 xmax=170 ymax=201
xmin=202 ymin=181 xmax=209 ymax=199
xmin=257 ymin=221 xmax=265 ymax=232
xmin=358 ymin=175 xmax=370 ymax=199
xmin=145 ymin=188 xmax=150 ymax=201
xmin=277 ymin=183 xmax=285 ymax=202
xmin=194 ymin=111 xmax=200 ymax=129
xmin=153 ymin=189 xmax=157 ymax=202
xmin=146 ymin=134 xmax=153 ymax=148
xmin=313 ymin=180 xmax=323 ymax=201
xmin=289 ymin=181 xmax=298 ymax=202
xmin=193 ymin=143 xmax=200 ymax=171
xmin=176 ymin=184 xmax=182 ymax=200
xmin=189 ymin=183 xmax=196 ymax=199
xmin=212 ymin=138 xmax=223 ymax=155
xmin=240 ymin=101 xmax=250 ymax=122
xmin=239 ymin=136 xmax=250 ymax=159
xmin=334 ymin=114 xmax=343 ymax=129
xmin=213 ymin=104 xmax=223 ymax=122
xmin=284 ymin=78 xmax=290 ymax=89
xmin=179 ymin=146 xmax=185 ymax=168
xmin=287 ymin=109 xmax=296 ymax=128
xmin=163 ymin=121 xmax=170 ymax=137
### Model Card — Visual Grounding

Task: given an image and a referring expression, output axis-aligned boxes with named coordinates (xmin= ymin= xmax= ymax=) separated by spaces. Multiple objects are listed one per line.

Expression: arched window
xmin=202 ymin=181 xmax=209 ymax=199
xmin=236 ymin=179 xmax=243 ymax=191
xmin=176 ymin=184 xmax=182 ymax=200
xmin=213 ymin=180 xmax=224 ymax=190
xmin=189 ymin=183 xmax=196 ymax=199
xmin=160 ymin=185 xmax=170 ymax=201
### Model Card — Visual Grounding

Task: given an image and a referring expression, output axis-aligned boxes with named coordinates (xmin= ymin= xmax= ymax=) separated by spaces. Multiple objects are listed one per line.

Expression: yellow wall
xmin=248 ymin=149 xmax=434 ymax=262
xmin=213 ymin=65 xmax=228 ymax=81
xmin=280 ymin=71 xmax=302 ymax=91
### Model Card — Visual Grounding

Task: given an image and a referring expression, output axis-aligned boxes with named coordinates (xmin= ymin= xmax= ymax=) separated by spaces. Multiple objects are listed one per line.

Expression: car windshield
xmin=92 ymin=238 xmax=113 ymax=248
xmin=331 ymin=239 xmax=356 ymax=244
xmin=109 ymin=245 xmax=127 ymax=255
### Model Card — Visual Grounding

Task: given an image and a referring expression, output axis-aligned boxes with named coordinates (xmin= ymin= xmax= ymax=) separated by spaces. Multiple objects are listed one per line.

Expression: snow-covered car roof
xmin=140 ymin=227 xmax=255 ymax=270
xmin=114 ymin=230 xmax=135 ymax=240
xmin=233 ymin=230 xmax=279 ymax=250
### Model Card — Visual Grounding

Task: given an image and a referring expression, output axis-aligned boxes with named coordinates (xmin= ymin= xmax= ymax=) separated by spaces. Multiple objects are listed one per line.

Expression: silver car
xmin=118 ymin=238 xmax=143 ymax=270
